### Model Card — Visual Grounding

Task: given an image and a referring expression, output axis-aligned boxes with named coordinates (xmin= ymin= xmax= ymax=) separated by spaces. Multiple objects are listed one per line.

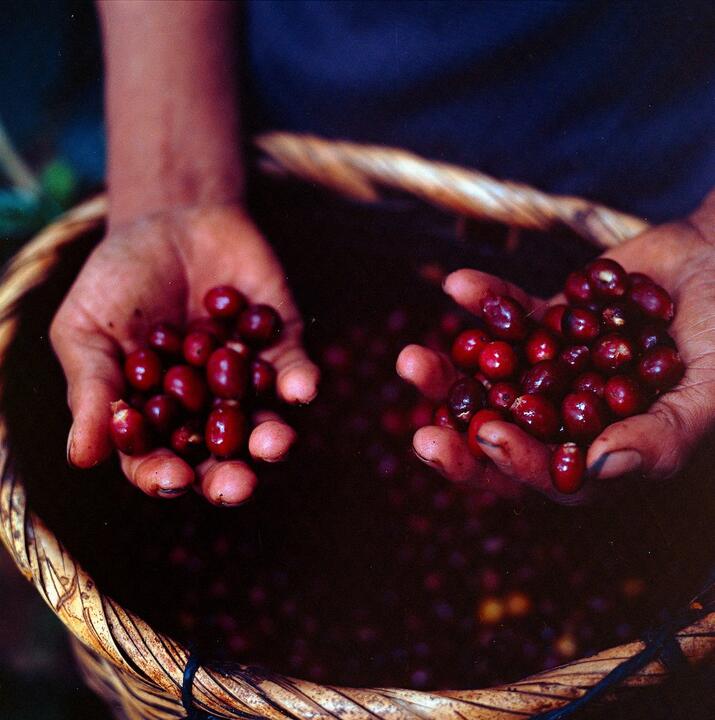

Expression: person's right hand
xmin=50 ymin=204 xmax=319 ymax=506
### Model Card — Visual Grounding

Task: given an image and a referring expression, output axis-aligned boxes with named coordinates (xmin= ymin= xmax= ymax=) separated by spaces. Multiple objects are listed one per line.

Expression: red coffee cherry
xmin=572 ymin=371 xmax=606 ymax=399
xmin=143 ymin=394 xmax=181 ymax=436
xmin=591 ymin=333 xmax=635 ymax=375
xmin=564 ymin=270 xmax=595 ymax=306
xmin=478 ymin=341 xmax=519 ymax=381
xmin=521 ymin=360 xmax=570 ymax=399
xmin=187 ymin=316 xmax=230 ymax=342
xmin=628 ymin=281 xmax=674 ymax=324
xmin=124 ymin=349 xmax=163 ymax=392
xmin=600 ymin=303 xmax=632 ymax=333
xmin=451 ymin=329 xmax=491 ymax=370
xmin=148 ymin=323 xmax=183 ymax=357
xmin=629 ymin=272 xmax=654 ymax=286
xmin=250 ymin=358 xmax=276 ymax=396
xmin=206 ymin=348 xmax=249 ymax=399
xmin=511 ymin=394 xmax=560 ymax=441
xmin=183 ymin=331 xmax=217 ymax=367
xmin=203 ymin=285 xmax=246 ymax=319
xmin=604 ymin=376 xmax=647 ymax=418
xmin=561 ymin=391 xmax=609 ymax=442
xmin=164 ymin=365 xmax=209 ymax=412
xmin=170 ymin=421 xmax=207 ymax=464
xmin=446 ymin=377 xmax=486 ymax=426
xmin=237 ymin=304 xmax=283 ymax=347
xmin=480 ymin=295 xmax=528 ymax=341
xmin=433 ymin=403 xmax=458 ymax=430
xmin=466 ymin=408 xmax=505 ymax=458
xmin=542 ymin=304 xmax=567 ymax=336
xmin=586 ymin=258 xmax=629 ymax=299
xmin=637 ymin=346 xmax=685 ymax=391
xmin=110 ymin=400 xmax=153 ymax=455
xmin=561 ymin=307 xmax=600 ymax=344
xmin=205 ymin=405 xmax=247 ymax=458
xmin=635 ymin=323 xmax=675 ymax=352
xmin=524 ymin=328 xmax=560 ymax=364
xmin=559 ymin=344 xmax=591 ymax=374
xmin=225 ymin=338 xmax=253 ymax=360
xmin=550 ymin=443 xmax=586 ymax=494
xmin=487 ymin=382 xmax=520 ymax=411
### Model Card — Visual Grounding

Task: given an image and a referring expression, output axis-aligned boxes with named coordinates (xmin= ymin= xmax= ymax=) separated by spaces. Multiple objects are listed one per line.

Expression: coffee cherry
xmin=604 ymin=376 xmax=647 ymax=418
xmin=628 ymin=281 xmax=674 ymax=323
xmin=450 ymin=329 xmax=491 ymax=370
xmin=562 ymin=392 xmax=609 ymax=442
xmin=203 ymin=285 xmax=246 ymax=319
xmin=433 ymin=403 xmax=458 ymax=430
xmin=525 ymin=328 xmax=560 ymax=364
xmin=171 ymin=421 xmax=206 ymax=463
xmin=591 ymin=333 xmax=635 ymax=375
xmin=564 ymin=270 xmax=595 ymax=306
xmin=586 ymin=258 xmax=629 ymax=299
xmin=124 ymin=349 xmax=163 ymax=392
xmin=635 ymin=324 xmax=675 ymax=352
xmin=237 ymin=304 xmax=282 ymax=347
xmin=206 ymin=348 xmax=248 ymax=399
xmin=446 ymin=377 xmax=486 ymax=426
xmin=164 ymin=365 xmax=209 ymax=412
xmin=143 ymin=394 xmax=181 ymax=435
xmin=561 ymin=307 xmax=600 ymax=344
xmin=600 ymin=304 xmax=632 ymax=333
xmin=550 ymin=443 xmax=586 ymax=494
xmin=110 ymin=400 xmax=153 ymax=455
xmin=187 ymin=316 xmax=230 ymax=342
xmin=521 ymin=360 xmax=570 ymax=398
xmin=183 ymin=331 xmax=217 ymax=367
xmin=478 ymin=341 xmax=518 ymax=381
xmin=559 ymin=345 xmax=591 ymax=374
xmin=205 ymin=405 xmax=247 ymax=458
xmin=629 ymin=272 xmax=653 ymax=286
xmin=148 ymin=323 xmax=183 ymax=357
xmin=637 ymin=346 xmax=685 ymax=391
xmin=572 ymin=371 xmax=606 ymax=398
xmin=250 ymin=358 xmax=276 ymax=396
xmin=542 ymin=304 xmax=567 ymax=336
xmin=511 ymin=394 xmax=560 ymax=441
xmin=466 ymin=409 xmax=504 ymax=458
xmin=481 ymin=295 xmax=528 ymax=341
xmin=487 ymin=382 xmax=520 ymax=411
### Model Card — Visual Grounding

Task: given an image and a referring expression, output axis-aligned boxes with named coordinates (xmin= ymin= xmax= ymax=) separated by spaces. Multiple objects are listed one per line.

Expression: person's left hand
xmin=397 ymin=192 xmax=715 ymax=504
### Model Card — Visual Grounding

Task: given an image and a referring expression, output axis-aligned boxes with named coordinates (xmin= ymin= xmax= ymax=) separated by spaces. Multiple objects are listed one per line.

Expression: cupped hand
xmin=50 ymin=204 xmax=319 ymax=505
xmin=397 ymin=197 xmax=715 ymax=504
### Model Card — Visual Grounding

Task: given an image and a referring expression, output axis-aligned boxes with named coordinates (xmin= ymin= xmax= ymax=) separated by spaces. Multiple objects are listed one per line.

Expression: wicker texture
xmin=0 ymin=134 xmax=713 ymax=720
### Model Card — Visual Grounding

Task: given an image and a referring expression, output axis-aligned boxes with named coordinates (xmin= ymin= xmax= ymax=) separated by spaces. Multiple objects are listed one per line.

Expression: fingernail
xmin=588 ymin=450 xmax=642 ymax=480
xmin=158 ymin=487 xmax=188 ymax=497
xmin=413 ymin=449 xmax=444 ymax=472
xmin=66 ymin=427 xmax=76 ymax=468
xmin=477 ymin=434 xmax=512 ymax=472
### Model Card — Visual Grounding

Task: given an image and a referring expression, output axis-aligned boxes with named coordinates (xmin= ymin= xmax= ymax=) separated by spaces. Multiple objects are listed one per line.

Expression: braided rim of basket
xmin=0 ymin=134 xmax=713 ymax=720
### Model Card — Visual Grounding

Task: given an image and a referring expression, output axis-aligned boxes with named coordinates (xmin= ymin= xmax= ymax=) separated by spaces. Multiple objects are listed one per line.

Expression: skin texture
xmin=398 ymin=194 xmax=715 ymax=504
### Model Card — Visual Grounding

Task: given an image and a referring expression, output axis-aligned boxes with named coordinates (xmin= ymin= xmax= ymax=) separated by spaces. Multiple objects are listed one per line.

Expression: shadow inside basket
xmin=3 ymin=179 xmax=715 ymax=696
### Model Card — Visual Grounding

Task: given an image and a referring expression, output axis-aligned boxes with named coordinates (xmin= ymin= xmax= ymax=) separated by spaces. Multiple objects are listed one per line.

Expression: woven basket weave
xmin=1 ymin=133 xmax=713 ymax=720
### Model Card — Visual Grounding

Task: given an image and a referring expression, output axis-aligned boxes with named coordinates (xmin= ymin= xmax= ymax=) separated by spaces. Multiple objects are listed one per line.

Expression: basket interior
xmin=4 ymin=178 xmax=715 ymax=694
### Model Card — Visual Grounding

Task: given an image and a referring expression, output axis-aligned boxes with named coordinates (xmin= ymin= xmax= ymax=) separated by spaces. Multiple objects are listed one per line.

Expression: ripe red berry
xmin=604 ymin=376 xmax=647 ymax=418
xmin=206 ymin=348 xmax=249 ymax=399
xmin=637 ymin=346 xmax=685 ymax=391
xmin=600 ymin=303 xmax=632 ymax=333
xmin=170 ymin=422 xmax=206 ymax=464
xmin=586 ymin=258 xmax=629 ymax=299
xmin=250 ymin=358 xmax=276 ymax=396
xmin=433 ymin=403 xmax=458 ymax=430
xmin=163 ymin=365 xmax=209 ymax=412
xmin=561 ymin=391 xmax=609 ymax=442
xmin=143 ymin=394 xmax=181 ymax=436
xmin=559 ymin=344 xmax=591 ymax=374
xmin=450 ymin=329 xmax=491 ymax=370
xmin=478 ymin=341 xmax=519 ymax=381
xmin=225 ymin=338 xmax=253 ymax=360
xmin=572 ymin=371 xmax=606 ymax=398
xmin=561 ymin=307 xmax=600 ymax=344
xmin=524 ymin=328 xmax=560 ymax=364
xmin=109 ymin=400 xmax=153 ymax=455
xmin=466 ymin=409 xmax=505 ymax=458
xmin=481 ymin=295 xmax=528 ymax=341
xmin=237 ymin=304 xmax=282 ymax=347
xmin=446 ymin=377 xmax=486 ymax=426
xmin=203 ymin=285 xmax=246 ymax=319
xmin=550 ymin=443 xmax=586 ymax=494
xmin=487 ymin=382 xmax=520 ymax=411
xmin=564 ymin=270 xmax=595 ymax=306
xmin=187 ymin=316 xmax=230 ymax=342
xmin=205 ymin=405 xmax=247 ymax=458
xmin=628 ymin=281 xmax=674 ymax=323
xmin=521 ymin=360 xmax=570 ymax=398
xmin=511 ymin=394 xmax=560 ymax=441
xmin=183 ymin=331 xmax=217 ymax=367
xmin=635 ymin=324 xmax=675 ymax=352
xmin=629 ymin=272 xmax=654 ymax=287
xmin=124 ymin=349 xmax=163 ymax=392
xmin=591 ymin=333 xmax=635 ymax=375
xmin=148 ymin=323 xmax=183 ymax=357
xmin=542 ymin=304 xmax=567 ymax=336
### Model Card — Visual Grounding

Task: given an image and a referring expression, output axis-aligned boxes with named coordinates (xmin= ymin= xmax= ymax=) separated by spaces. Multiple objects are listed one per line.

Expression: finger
xmin=195 ymin=457 xmax=258 ymax=506
xmin=248 ymin=411 xmax=297 ymax=462
xmin=50 ymin=317 xmax=125 ymax=469
xmin=119 ymin=449 xmax=195 ymax=498
xmin=396 ymin=344 xmax=459 ymax=401
xmin=443 ymin=269 xmax=540 ymax=317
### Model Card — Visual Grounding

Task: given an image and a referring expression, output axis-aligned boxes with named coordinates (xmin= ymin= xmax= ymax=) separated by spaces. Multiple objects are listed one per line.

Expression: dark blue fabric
xmin=246 ymin=0 xmax=715 ymax=222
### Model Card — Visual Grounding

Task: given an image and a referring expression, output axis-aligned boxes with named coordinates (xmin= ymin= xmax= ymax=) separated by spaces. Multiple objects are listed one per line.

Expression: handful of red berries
xmin=437 ymin=259 xmax=684 ymax=494
xmin=109 ymin=285 xmax=282 ymax=463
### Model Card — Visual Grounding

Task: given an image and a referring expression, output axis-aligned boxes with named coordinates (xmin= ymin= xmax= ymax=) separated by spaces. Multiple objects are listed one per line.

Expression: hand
xmin=397 ymin=194 xmax=715 ymax=504
xmin=50 ymin=204 xmax=319 ymax=505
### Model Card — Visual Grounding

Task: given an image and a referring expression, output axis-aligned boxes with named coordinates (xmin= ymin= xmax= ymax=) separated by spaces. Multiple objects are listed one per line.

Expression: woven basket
xmin=0 ymin=133 xmax=713 ymax=720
